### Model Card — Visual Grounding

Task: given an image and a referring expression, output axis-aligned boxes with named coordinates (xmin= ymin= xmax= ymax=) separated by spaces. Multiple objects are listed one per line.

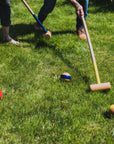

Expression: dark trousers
xmin=38 ymin=0 xmax=56 ymax=22
xmin=38 ymin=0 xmax=89 ymax=29
xmin=0 ymin=0 xmax=11 ymax=26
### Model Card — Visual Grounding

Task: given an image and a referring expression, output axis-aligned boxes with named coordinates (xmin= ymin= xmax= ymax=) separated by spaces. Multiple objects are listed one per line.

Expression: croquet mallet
xmin=22 ymin=0 xmax=51 ymax=40
xmin=81 ymin=16 xmax=111 ymax=91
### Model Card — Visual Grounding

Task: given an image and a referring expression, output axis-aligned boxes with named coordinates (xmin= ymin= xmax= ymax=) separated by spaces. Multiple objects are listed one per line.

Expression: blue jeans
xmin=0 ymin=0 xmax=11 ymax=26
xmin=76 ymin=0 xmax=89 ymax=29
xmin=38 ymin=0 xmax=89 ymax=29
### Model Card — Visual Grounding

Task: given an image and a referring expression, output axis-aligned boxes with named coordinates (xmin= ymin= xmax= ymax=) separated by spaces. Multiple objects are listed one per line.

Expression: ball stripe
xmin=61 ymin=75 xmax=71 ymax=80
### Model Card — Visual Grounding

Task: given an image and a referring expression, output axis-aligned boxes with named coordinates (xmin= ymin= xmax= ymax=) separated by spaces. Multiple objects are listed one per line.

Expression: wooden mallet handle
xmin=22 ymin=0 xmax=51 ymax=40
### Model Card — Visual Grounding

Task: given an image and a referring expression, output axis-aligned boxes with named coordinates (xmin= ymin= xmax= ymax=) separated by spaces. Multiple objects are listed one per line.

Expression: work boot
xmin=2 ymin=26 xmax=19 ymax=45
xmin=77 ymin=28 xmax=87 ymax=39
xmin=34 ymin=22 xmax=43 ymax=30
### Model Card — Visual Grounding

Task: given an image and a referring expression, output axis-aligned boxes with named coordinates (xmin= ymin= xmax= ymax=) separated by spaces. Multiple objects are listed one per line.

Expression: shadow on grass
xmin=35 ymin=38 xmax=90 ymax=85
xmin=0 ymin=23 xmax=35 ymax=43
xmin=0 ymin=23 xmax=46 ymax=43
xmin=86 ymin=89 xmax=111 ymax=94
xmin=1 ymin=23 xmax=111 ymax=93
xmin=0 ymin=23 xmax=89 ymax=86
xmin=0 ymin=23 xmax=76 ymax=42
xmin=10 ymin=23 xmax=37 ymax=42
xmin=89 ymin=1 xmax=114 ymax=13
xmin=103 ymin=111 xmax=112 ymax=119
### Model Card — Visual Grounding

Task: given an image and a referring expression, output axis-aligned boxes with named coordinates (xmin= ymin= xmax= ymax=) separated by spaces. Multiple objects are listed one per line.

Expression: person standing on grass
xmin=34 ymin=0 xmax=89 ymax=40
xmin=0 ymin=0 xmax=19 ymax=44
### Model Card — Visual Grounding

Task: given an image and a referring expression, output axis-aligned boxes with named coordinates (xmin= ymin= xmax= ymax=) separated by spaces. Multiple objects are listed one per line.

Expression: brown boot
xmin=77 ymin=28 xmax=87 ymax=39
xmin=2 ymin=26 xmax=19 ymax=45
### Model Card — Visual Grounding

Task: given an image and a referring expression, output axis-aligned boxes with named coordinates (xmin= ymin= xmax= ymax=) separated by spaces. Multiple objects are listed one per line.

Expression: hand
xmin=76 ymin=5 xmax=84 ymax=18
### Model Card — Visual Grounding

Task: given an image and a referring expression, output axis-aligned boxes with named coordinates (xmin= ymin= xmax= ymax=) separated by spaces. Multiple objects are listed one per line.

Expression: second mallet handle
xmin=81 ymin=16 xmax=101 ymax=84
xmin=22 ymin=0 xmax=47 ymax=33
xmin=22 ymin=0 xmax=34 ymax=15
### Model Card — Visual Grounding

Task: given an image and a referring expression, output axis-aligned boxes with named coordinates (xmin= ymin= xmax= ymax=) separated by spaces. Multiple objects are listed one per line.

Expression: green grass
xmin=0 ymin=0 xmax=114 ymax=143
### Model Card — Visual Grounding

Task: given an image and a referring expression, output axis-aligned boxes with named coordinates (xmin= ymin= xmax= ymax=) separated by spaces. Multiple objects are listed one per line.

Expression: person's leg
xmin=0 ymin=0 xmax=19 ymax=44
xmin=38 ymin=0 xmax=56 ymax=22
xmin=34 ymin=0 xmax=56 ymax=30
xmin=0 ymin=0 xmax=11 ymax=28
xmin=76 ymin=0 xmax=89 ymax=39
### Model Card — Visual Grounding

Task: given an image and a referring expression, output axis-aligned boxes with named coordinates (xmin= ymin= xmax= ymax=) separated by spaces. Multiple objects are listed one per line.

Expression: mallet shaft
xmin=22 ymin=0 xmax=47 ymax=33
xmin=82 ymin=16 xmax=100 ymax=84
xmin=81 ymin=16 xmax=111 ymax=91
xmin=22 ymin=0 xmax=34 ymax=15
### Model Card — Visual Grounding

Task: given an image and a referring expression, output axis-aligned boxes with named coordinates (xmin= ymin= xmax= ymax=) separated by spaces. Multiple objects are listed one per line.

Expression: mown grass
xmin=0 ymin=0 xmax=114 ymax=143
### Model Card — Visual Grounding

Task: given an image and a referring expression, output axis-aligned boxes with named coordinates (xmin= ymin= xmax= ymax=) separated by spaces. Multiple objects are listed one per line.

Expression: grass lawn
xmin=0 ymin=0 xmax=114 ymax=143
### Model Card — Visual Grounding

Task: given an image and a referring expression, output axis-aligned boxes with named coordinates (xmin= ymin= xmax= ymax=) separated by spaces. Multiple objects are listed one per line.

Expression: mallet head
xmin=45 ymin=31 xmax=51 ymax=40
xmin=90 ymin=82 xmax=111 ymax=91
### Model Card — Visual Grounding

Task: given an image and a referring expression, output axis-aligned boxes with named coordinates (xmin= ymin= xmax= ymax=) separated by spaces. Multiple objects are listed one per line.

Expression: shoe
xmin=3 ymin=37 xmax=19 ymax=45
xmin=2 ymin=26 xmax=19 ymax=45
xmin=9 ymin=37 xmax=19 ymax=45
xmin=34 ymin=22 xmax=43 ymax=30
xmin=77 ymin=28 xmax=87 ymax=39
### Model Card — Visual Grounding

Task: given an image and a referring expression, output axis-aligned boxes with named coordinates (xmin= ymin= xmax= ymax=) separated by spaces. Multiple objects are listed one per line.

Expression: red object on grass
xmin=0 ymin=91 xmax=3 ymax=98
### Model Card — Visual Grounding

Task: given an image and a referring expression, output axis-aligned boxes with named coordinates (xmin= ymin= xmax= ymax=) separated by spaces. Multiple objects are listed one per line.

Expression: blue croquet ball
xmin=61 ymin=72 xmax=71 ymax=81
